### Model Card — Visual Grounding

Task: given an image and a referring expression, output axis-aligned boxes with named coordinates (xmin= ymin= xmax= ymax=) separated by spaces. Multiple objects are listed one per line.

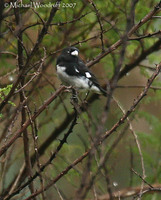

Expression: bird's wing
xmin=77 ymin=58 xmax=101 ymax=88
xmin=77 ymin=58 xmax=107 ymax=96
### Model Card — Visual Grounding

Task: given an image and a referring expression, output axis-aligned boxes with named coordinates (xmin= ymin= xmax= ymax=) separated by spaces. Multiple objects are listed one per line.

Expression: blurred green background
xmin=0 ymin=0 xmax=161 ymax=199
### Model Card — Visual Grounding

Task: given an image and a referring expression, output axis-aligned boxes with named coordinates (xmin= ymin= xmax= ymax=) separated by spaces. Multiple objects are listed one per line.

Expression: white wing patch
xmin=56 ymin=64 xmax=100 ymax=93
xmin=75 ymin=67 xmax=79 ymax=73
xmin=85 ymin=72 xmax=91 ymax=78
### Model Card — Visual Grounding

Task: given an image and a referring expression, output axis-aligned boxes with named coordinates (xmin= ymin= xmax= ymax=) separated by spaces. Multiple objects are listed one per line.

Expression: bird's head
xmin=62 ymin=46 xmax=79 ymax=57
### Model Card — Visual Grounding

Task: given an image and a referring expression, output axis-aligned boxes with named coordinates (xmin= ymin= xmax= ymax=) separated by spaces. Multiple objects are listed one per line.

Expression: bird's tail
xmin=99 ymin=86 xmax=108 ymax=97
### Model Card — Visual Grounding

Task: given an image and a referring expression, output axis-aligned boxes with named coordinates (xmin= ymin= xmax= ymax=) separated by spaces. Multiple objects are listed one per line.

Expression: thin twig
xmin=87 ymin=0 xmax=105 ymax=51
xmin=0 ymin=1 xmax=61 ymax=112
xmin=7 ymin=62 xmax=161 ymax=200
xmin=0 ymin=86 xmax=66 ymax=157
xmin=86 ymin=1 xmax=161 ymax=67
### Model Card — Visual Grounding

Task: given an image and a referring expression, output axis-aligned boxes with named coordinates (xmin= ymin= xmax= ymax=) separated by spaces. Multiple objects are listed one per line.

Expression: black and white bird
xmin=56 ymin=46 xmax=107 ymax=96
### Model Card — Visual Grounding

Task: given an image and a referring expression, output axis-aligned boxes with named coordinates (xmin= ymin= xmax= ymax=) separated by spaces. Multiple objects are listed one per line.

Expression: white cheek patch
xmin=71 ymin=50 xmax=78 ymax=56
xmin=85 ymin=72 xmax=91 ymax=78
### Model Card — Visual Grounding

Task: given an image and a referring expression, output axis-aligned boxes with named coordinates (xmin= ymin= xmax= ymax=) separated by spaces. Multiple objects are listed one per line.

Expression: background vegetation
xmin=0 ymin=0 xmax=161 ymax=199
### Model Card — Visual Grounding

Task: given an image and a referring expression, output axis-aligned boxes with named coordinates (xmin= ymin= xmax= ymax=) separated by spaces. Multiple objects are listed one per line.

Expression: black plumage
xmin=56 ymin=46 xmax=107 ymax=96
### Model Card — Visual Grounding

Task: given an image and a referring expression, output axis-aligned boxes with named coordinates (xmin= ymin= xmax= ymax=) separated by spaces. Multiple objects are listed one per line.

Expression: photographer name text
xmin=4 ymin=2 xmax=77 ymax=9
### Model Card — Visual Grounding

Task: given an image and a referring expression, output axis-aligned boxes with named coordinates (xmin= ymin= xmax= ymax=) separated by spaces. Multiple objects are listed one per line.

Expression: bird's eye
xmin=67 ymin=51 xmax=70 ymax=54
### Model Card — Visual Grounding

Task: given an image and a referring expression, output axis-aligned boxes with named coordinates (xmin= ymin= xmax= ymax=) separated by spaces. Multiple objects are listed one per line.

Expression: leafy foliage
xmin=0 ymin=84 xmax=15 ymax=118
xmin=0 ymin=0 xmax=161 ymax=199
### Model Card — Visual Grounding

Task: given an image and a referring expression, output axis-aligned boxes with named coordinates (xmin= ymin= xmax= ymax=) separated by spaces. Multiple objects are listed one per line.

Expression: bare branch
xmin=6 ymin=62 xmax=161 ymax=200
xmin=87 ymin=1 xmax=161 ymax=67
xmin=0 ymin=1 xmax=61 ymax=112
xmin=0 ymin=86 xmax=66 ymax=157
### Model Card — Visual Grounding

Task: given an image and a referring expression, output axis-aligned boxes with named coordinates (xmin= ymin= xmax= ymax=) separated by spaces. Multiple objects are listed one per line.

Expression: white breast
xmin=56 ymin=65 xmax=100 ymax=92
